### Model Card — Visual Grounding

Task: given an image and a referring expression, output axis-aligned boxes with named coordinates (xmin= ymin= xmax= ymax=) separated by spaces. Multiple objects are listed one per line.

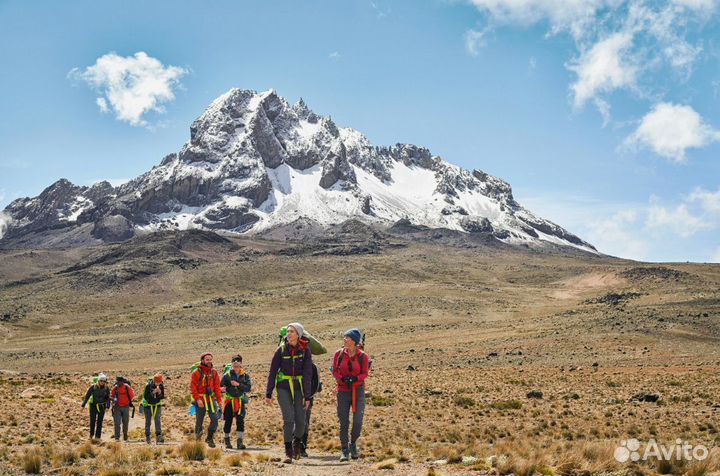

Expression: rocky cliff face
xmin=0 ymin=88 xmax=596 ymax=252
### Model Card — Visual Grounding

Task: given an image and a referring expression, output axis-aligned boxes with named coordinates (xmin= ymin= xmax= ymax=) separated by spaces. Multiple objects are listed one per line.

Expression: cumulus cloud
xmin=646 ymin=201 xmax=711 ymax=236
xmin=568 ymin=32 xmax=637 ymax=109
xmin=464 ymin=0 xmax=715 ymax=119
xmin=586 ymin=209 xmax=650 ymax=260
xmin=624 ymin=102 xmax=720 ymax=162
xmin=688 ymin=186 xmax=720 ymax=213
xmin=0 ymin=212 xmax=12 ymax=240
xmin=464 ymin=28 xmax=488 ymax=56
xmin=69 ymin=51 xmax=189 ymax=127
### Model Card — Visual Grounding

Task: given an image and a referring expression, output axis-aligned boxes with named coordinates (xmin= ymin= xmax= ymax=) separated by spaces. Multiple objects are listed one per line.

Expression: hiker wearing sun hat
xmin=190 ymin=352 xmax=222 ymax=447
xmin=332 ymin=328 xmax=370 ymax=461
xmin=81 ymin=373 xmax=110 ymax=440
xmin=141 ymin=373 xmax=166 ymax=444
xmin=265 ymin=322 xmax=314 ymax=463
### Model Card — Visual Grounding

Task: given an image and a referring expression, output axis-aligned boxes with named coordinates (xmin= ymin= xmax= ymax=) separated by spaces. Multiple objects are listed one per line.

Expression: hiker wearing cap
xmin=81 ymin=373 xmax=110 ymax=440
xmin=332 ymin=328 xmax=370 ymax=461
xmin=190 ymin=352 xmax=223 ymax=447
xmin=221 ymin=354 xmax=252 ymax=449
xmin=111 ymin=376 xmax=135 ymax=442
xmin=265 ymin=322 xmax=313 ymax=463
xmin=141 ymin=373 xmax=166 ymax=444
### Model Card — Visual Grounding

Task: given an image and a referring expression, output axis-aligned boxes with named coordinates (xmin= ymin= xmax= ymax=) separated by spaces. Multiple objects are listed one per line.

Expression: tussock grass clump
xmin=490 ymin=399 xmax=523 ymax=410
xmin=155 ymin=465 xmax=191 ymax=476
xmin=21 ymin=449 xmax=42 ymax=474
xmin=177 ymin=440 xmax=205 ymax=461
xmin=454 ymin=395 xmax=475 ymax=407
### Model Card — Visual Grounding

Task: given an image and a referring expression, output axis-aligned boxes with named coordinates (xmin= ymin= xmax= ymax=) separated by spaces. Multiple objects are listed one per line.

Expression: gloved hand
xmin=342 ymin=376 xmax=358 ymax=385
xmin=81 ymin=403 xmax=85 ymax=409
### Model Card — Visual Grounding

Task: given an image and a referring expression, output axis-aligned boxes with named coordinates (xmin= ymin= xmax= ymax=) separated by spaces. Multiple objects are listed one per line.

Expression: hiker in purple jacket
xmin=265 ymin=322 xmax=313 ymax=463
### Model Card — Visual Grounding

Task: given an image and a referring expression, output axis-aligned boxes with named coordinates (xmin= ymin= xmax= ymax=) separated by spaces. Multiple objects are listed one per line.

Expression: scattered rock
xmin=526 ymin=390 xmax=544 ymax=399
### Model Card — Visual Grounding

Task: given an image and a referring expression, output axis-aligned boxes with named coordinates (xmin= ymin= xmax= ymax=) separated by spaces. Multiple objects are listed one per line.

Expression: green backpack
xmin=278 ymin=326 xmax=327 ymax=355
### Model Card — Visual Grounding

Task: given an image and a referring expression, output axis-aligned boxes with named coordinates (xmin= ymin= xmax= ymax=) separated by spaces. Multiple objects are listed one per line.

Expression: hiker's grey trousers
xmin=277 ymin=387 xmax=306 ymax=443
xmin=113 ymin=406 xmax=130 ymax=439
xmin=337 ymin=387 xmax=365 ymax=448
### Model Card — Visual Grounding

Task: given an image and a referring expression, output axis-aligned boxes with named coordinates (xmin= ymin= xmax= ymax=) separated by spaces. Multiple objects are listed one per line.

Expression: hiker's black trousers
xmin=89 ymin=404 xmax=106 ymax=438
xmin=222 ymin=401 xmax=246 ymax=435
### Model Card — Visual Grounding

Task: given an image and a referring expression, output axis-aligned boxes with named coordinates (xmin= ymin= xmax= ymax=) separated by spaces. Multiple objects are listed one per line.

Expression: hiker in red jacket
xmin=190 ymin=352 xmax=223 ymax=447
xmin=111 ymin=376 xmax=135 ymax=441
xmin=332 ymin=328 xmax=370 ymax=461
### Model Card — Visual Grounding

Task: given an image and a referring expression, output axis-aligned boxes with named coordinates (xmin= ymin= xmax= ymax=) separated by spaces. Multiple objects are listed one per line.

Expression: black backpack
xmin=310 ymin=363 xmax=322 ymax=396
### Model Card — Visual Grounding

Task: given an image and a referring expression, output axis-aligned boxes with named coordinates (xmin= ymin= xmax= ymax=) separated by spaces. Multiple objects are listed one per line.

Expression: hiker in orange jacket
xmin=190 ymin=352 xmax=223 ymax=447
xmin=110 ymin=376 xmax=135 ymax=442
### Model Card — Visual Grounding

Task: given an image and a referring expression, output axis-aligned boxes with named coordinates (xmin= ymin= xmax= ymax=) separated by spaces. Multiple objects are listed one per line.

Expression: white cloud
xmin=329 ymin=51 xmax=341 ymax=60
xmin=464 ymin=28 xmax=488 ymax=56
xmin=646 ymin=201 xmax=711 ymax=236
xmin=624 ymin=102 xmax=720 ymax=162
xmin=688 ymin=187 xmax=720 ymax=213
xmin=586 ymin=209 xmax=650 ymax=259
xmin=0 ymin=211 xmax=12 ymax=240
xmin=465 ymin=0 xmax=714 ymax=118
xmin=69 ymin=51 xmax=189 ymax=127
xmin=568 ymin=32 xmax=637 ymax=108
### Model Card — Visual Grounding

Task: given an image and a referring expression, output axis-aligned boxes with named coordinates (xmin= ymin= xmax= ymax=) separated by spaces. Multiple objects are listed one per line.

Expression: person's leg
xmin=236 ymin=405 xmax=246 ymax=449
xmin=337 ymin=392 xmax=351 ymax=448
xmin=350 ymin=389 xmax=366 ymax=458
xmin=277 ymin=389 xmax=295 ymax=444
xmin=223 ymin=403 xmax=233 ymax=449
xmin=113 ymin=407 xmax=121 ymax=440
xmin=121 ymin=407 xmax=130 ymax=440
xmin=154 ymin=407 xmax=162 ymax=438
xmin=195 ymin=404 xmax=206 ymax=440
xmin=293 ymin=389 xmax=306 ymax=439
xmin=301 ymin=399 xmax=312 ymax=455
xmin=144 ymin=407 xmax=152 ymax=442
xmin=96 ymin=407 xmax=105 ymax=439
xmin=206 ymin=403 xmax=219 ymax=446
xmin=89 ymin=405 xmax=97 ymax=439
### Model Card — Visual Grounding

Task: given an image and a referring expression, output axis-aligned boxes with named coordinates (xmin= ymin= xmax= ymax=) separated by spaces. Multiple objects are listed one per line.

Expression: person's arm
xmin=239 ymin=374 xmax=251 ymax=393
xmin=332 ymin=350 xmax=343 ymax=382
xmin=143 ymin=384 xmax=152 ymax=403
xmin=128 ymin=386 xmax=136 ymax=401
xmin=265 ymin=348 xmax=281 ymax=398
xmin=82 ymin=386 xmax=92 ymax=407
xmin=213 ymin=371 xmax=223 ymax=405
xmin=356 ymin=352 xmax=369 ymax=384
xmin=220 ymin=373 xmax=229 ymax=389
xmin=159 ymin=384 xmax=165 ymax=401
xmin=302 ymin=349 xmax=313 ymax=399
xmin=190 ymin=371 xmax=202 ymax=403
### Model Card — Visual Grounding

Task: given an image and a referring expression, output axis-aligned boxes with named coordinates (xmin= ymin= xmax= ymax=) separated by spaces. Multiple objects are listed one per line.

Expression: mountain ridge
xmin=0 ymin=87 xmax=596 ymax=253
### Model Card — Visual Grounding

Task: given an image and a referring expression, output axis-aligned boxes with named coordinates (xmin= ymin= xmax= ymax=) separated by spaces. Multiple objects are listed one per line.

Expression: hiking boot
xmin=145 ymin=433 xmax=151 ymax=444
xmin=156 ymin=434 xmax=164 ymax=444
xmin=340 ymin=447 xmax=350 ymax=461
xmin=350 ymin=442 xmax=359 ymax=459
xmin=300 ymin=434 xmax=308 ymax=457
xmin=292 ymin=437 xmax=302 ymax=460
xmin=123 ymin=434 xmax=128 ymax=441
xmin=224 ymin=435 xmax=232 ymax=449
xmin=283 ymin=442 xmax=293 ymax=464
xmin=236 ymin=438 xmax=246 ymax=450
xmin=206 ymin=434 xmax=216 ymax=448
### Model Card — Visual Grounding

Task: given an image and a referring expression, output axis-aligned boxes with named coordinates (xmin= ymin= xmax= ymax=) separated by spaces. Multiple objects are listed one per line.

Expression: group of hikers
xmin=81 ymin=324 xmax=370 ymax=463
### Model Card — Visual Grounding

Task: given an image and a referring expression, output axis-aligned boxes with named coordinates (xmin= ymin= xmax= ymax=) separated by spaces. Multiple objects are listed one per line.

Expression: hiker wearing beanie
xmin=190 ymin=352 xmax=222 ymax=447
xmin=141 ymin=373 xmax=166 ymax=444
xmin=110 ymin=376 xmax=135 ymax=442
xmin=265 ymin=322 xmax=313 ymax=463
xmin=220 ymin=354 xmax=252 ymax=450
xmin=332 ymin=328 xmax=369 ymax=461
xmin=81 ymin=373 xmax=110 ymax=440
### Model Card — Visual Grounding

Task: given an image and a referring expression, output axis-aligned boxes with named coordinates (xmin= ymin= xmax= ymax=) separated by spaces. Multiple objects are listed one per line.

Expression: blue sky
xmin=1 ymin=0 xmax=719 ymax=262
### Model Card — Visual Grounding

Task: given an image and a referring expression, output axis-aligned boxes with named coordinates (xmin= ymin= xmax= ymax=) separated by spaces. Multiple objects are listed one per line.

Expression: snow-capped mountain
xmin=0 ymin=88 xmax=596 ymax=252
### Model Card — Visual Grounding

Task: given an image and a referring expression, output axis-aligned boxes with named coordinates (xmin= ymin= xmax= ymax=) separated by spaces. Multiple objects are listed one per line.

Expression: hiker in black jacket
xmin=141 ymin=373 xmax=166 ymax=444
xmin=81 ymin=373 xmax=110 ymax=440
xmin=221 ymin=355 xmax=252 ymax=449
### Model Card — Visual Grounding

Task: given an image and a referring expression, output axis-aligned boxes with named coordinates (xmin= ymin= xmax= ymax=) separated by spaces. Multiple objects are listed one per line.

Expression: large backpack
xmin=310 ymin=363 xmax=322 ymax=396
xmin=278 ymin=326 xmax=327 ymax=355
